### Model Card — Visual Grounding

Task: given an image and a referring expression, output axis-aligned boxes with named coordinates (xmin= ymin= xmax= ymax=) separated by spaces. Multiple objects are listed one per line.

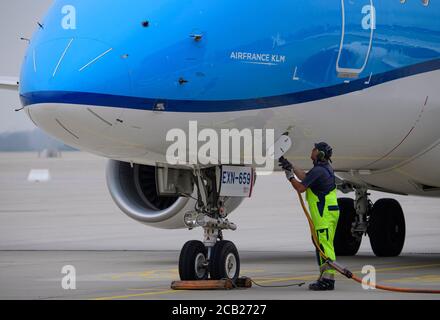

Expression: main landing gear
xmin=179 ymin=167 xmax=241 ymax=281
xmin=334 ymin=186 xmax=406 ymax=257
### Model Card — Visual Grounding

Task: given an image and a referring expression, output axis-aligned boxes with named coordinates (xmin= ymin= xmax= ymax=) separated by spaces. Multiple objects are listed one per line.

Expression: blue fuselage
xmin=19 ymin=0 xmax=440 ymax=112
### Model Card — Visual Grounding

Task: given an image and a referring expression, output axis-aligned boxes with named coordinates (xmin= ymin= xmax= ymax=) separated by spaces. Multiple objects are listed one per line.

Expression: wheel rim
xmin=194 ymin=253 xmax=207 ymax=279
xmin=224 ymin=253 xmax=237 ymax=279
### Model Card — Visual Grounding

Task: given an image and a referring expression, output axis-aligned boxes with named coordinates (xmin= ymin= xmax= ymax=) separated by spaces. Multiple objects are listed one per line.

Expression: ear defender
xmin=318 ymin=150 xmax=326 ymax=161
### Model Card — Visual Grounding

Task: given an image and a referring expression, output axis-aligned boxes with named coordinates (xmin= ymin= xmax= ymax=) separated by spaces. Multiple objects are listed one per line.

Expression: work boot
xmin=308 ymin=278 xmax=335 ymax=291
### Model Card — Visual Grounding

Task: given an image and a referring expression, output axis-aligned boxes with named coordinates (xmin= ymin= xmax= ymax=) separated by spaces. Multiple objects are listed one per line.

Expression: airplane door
xmin=336 ymin=0 xmax=375 ymax=78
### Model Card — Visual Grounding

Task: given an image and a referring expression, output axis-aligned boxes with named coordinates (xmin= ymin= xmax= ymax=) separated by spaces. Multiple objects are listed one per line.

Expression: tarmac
xmin=1 ymin=152 xmax=440 ymax=300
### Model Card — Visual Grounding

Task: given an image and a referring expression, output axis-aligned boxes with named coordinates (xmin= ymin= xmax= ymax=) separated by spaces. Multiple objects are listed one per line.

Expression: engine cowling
xmin=106 ymin=160 xmax=245 ymax=229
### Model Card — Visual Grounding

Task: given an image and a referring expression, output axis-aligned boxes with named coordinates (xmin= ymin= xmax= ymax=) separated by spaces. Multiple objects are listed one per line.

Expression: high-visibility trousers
xmin=306 ymin=188 xmax=340 ymax=280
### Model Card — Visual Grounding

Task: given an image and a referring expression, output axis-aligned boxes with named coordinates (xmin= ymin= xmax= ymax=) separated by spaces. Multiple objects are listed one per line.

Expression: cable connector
xmin=328 ymin=261 xmax=353 ymax=279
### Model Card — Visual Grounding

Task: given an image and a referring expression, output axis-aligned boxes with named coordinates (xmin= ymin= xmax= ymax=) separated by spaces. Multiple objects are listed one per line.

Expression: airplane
xmin=1 ymin=0 xmax=440 ymax=282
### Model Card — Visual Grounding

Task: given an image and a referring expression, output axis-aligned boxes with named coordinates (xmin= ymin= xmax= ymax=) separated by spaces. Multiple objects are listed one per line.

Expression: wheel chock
xmin=171 ymin=277 xmax=252 ymax=290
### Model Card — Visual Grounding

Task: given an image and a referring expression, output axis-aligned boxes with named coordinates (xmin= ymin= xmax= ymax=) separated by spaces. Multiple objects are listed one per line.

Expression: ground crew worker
xmin=279 ymin=142 xmax=340 ymax=291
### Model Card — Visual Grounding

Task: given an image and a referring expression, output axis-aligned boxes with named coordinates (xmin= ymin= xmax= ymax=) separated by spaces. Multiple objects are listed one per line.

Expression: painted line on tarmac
xmin=93 ymin=289 xmax=184 ymax=300
xmin=90 ymin=263 xmax=440 ymax=300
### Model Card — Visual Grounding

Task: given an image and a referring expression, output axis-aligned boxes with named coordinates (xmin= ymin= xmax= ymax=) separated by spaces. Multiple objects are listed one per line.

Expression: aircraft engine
xmin=106 ymin=160 xmax=244 ymax=229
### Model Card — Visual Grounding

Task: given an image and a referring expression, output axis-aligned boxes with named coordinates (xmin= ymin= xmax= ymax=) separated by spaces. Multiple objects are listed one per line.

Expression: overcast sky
xmin=0 ymin=0 xmax=53 ymax=133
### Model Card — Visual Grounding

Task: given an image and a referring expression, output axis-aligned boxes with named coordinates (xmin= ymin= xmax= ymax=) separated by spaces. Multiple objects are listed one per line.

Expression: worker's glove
xmin=279 ymin=157 xmax=294 ymax=181
xmin=279 ymin=157 xmax=294 ymax=171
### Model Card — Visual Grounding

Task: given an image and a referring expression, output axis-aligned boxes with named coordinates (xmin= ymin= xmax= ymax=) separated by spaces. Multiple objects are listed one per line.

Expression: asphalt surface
xmin=1 ymin=152 xmax=440 ymax=299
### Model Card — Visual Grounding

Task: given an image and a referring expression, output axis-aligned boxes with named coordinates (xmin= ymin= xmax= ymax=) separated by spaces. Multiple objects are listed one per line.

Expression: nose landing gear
xmin=178 ymin=167 xmax=241 ymax=282
xmin=178 ymin=239 xmax=241 ymax=282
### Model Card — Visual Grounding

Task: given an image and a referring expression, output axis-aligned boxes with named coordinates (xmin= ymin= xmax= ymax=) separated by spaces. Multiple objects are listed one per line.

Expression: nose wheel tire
xmin=368 ymin=198 xmax=406 ymax=257
xmin=179 ymin=240 xmax=209 ymax=280
xmin=334 ymin=198 xmax=362 ymax=256
xmin=209 ymin=240 xmax=240 ymax=281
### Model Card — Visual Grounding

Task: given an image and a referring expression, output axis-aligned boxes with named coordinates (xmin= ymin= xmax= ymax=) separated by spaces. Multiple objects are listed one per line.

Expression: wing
xmin=0 ymin=77 xmax=19 ymax=90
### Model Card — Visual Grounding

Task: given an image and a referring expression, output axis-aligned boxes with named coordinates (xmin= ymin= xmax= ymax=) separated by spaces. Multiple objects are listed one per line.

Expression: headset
xmin=317 ymin=150 xmax=326 ymax=161
xmin=315 ymin=142 xmax=333 ymax=162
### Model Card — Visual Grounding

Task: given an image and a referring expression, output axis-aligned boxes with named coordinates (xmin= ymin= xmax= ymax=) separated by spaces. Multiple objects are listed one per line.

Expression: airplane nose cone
xmin=19 ymin=38 xmax=137 ymax=156
xmin=20 ymin=37 xmax=131 ymax=96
